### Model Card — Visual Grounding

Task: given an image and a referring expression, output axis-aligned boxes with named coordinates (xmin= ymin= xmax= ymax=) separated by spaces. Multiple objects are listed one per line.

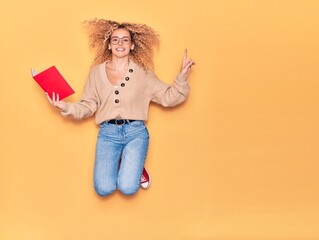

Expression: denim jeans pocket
xmin=98 ymin=123 xmax=118 ymax=139
xmin=130 ymin=120 xmax=144 ymax=127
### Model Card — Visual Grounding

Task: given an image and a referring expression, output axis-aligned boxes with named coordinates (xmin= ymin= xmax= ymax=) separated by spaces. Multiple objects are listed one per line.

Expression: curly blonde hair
xmin=83 ymin=19 xmax=160 ymax=71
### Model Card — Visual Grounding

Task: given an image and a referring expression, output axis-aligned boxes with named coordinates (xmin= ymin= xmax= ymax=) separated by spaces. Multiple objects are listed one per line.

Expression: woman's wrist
xmin=175 ymin=72 xmax=188 ymax=84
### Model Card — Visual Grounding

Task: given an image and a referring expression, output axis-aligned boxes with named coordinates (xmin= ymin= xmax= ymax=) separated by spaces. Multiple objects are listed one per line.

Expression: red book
xmin=31 ymin=66 xmax=75 ymax=100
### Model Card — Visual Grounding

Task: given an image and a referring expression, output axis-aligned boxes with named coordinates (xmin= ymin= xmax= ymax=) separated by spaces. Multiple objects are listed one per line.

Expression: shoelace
xmin=141 ymin=174 xmax=147 ymax=183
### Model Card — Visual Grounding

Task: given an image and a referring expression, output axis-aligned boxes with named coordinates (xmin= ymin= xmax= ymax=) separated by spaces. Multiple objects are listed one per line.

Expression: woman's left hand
xmin=180 ymin=49 xmax=195 ymax=78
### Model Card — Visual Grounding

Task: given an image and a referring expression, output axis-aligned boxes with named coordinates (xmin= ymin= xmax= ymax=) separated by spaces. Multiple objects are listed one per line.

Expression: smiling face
xmin=108 ymin=28 xmax=134 ymax=59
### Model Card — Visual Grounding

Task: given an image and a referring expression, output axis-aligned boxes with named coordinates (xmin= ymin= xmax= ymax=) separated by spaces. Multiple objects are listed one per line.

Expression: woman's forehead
xmin=111 ymin=28 xmax=130 ymax=37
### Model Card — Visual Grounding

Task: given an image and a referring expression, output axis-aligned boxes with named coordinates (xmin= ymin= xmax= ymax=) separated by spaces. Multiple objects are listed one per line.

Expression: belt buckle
xmin=115 ymin=119 xmax=125 ymax=126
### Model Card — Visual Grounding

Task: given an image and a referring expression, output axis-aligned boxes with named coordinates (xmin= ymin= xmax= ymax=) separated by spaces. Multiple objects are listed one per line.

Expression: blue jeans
xmin=94 ymin=120 xmax=149 ymax=196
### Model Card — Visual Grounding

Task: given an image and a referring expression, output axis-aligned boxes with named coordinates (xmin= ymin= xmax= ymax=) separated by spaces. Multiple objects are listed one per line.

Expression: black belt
xmin=107 ymin=119 xmax=136 ymax=125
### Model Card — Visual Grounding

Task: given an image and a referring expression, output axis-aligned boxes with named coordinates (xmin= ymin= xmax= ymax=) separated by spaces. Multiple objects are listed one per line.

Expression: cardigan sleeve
xmin=61 ymin=71 xmax=99 ymax=120
xmin=147 ymin=70 xmax=190 ymax=107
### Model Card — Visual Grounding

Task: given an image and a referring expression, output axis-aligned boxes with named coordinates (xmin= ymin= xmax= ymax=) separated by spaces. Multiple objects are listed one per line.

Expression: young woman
xmin=47 ymin=19 xmax=195 ymax=196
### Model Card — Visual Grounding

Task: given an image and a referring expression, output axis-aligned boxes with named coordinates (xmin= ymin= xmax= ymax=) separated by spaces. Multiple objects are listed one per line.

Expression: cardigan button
xmin=129 ymin=69 xmax=133 ymax=73
xmin=121 ymin=83 xmax=125 ymax=87
xmin=125 ymin=77 xmax=129 ymax=81
xmin=115 ymin=90 xmax=119 ymax=94
xmin=115 ymin=99 xmax=119 ymax=103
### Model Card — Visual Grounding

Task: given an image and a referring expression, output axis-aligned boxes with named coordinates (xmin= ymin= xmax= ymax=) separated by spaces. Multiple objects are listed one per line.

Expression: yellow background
xmin=1 ymin=0 xmax=319 ymax=239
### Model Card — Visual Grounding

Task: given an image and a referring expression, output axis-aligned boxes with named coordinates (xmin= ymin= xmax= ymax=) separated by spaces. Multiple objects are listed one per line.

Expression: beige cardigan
xmin=61 ymin=61 xmax=190 ymax=124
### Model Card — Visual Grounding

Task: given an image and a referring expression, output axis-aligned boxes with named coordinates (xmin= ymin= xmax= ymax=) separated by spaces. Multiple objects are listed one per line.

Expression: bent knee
xmin=118 ymin=183 xmax=139 ymax=196
xmin=94 ymin=183 xmax=116 ymax=197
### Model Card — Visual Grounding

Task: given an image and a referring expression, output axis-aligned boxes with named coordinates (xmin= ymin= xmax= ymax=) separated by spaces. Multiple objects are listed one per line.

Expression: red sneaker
xmin=141 ymin=167 xmax=151 ymax=189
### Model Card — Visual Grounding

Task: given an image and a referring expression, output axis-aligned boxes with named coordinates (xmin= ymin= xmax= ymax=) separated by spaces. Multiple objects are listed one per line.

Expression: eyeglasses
xmin=110 ymin=37 xmax=131 ymax=45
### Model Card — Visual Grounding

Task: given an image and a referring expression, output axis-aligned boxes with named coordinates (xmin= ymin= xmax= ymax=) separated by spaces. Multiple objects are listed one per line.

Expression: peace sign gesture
xmin=180 ymin=49 xmax=195 ymax=78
